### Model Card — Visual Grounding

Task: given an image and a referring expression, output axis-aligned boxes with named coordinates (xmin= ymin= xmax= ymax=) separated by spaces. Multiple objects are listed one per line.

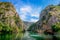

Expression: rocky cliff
xmin=28 ymin=5 xmax=60 ymax=33
xmin=23 ymin=21 xmax=33 ymax=30
xmin=0 ymin=2 xmax=24 ymax=33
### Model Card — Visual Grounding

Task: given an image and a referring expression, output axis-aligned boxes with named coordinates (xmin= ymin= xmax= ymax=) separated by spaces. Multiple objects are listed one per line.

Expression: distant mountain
xmin=0 ymin=2 xmax=24 ymax=33
xmin=23 ymin=21 xmax=34 ymax=30
xmin=28 ymin=5 xmax=60 ymax=33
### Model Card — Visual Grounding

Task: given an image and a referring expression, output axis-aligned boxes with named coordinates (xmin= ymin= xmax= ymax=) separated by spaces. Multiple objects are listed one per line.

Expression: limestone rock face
xmin=0 ymin=2 xmax=24 ymax=33
xmin=28 ymin=5 xmax=60 ymax=33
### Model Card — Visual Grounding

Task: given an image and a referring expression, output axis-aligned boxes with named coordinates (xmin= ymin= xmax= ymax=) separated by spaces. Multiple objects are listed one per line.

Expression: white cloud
xmin=31 ymin=13 xmax=39 ymax=18
xmin=19 ymin=6 xmax=32 ymax=21
xmin=20 ymin=6 xmax=32 ymax=13
xmin=30 ymin=18 xmax=39 ymax=22
xmin=20 ymin=14 xmax=26 ymax=21
xmin=17 ymin=5 xmax=41 ymax=22
xmin=30 ymin=7 xmax=41 ymax=19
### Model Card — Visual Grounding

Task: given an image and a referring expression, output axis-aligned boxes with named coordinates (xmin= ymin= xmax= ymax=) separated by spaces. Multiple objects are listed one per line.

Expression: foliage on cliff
xmin=0 ymin=2 xmax=24 ymax=33
xmin=28 ymin=4 xmax=60 ymax=33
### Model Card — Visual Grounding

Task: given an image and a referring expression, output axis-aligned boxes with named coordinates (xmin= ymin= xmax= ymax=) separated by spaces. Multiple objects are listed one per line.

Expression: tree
xmin=51 ymin=22 xmax=60 ymax=40
xmin=44 ymin=22 xmax=60 ymax=40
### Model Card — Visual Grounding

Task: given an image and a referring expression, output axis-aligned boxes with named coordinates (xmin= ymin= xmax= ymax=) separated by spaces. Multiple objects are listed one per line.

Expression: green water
xmin=0 ymin=33 xmax=23 ymax=40
xmin=0 ymin=31 xmax=53 ymax=40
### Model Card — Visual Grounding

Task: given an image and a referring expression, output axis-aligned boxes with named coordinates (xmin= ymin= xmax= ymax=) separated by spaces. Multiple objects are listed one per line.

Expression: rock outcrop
xmin=0 ymin=2 xmax=24 ymax=33
xmin=28 ymin=5 xmax=60 ymax=34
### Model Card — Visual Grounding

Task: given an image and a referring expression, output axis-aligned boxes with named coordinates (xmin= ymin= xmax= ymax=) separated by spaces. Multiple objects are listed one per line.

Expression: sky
xmin=0 ymin=0 xmax=60 ymax=22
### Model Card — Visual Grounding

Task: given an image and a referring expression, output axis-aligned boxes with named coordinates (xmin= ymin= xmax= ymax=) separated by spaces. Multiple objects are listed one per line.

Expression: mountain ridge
xmin=0 ymin=2 xmax=24 ymax=33
xmin=28 ymin=4 xmax=60 ymax=34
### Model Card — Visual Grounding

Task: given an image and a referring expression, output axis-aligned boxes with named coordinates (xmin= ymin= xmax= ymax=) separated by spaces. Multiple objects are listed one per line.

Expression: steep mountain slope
xmin=23 ymin=21 xmax=33 ymax=30
xmin=28 ymin=5 xmax=60 ymax=33
xmin=0 ymin=2 xmax=24 ymax=33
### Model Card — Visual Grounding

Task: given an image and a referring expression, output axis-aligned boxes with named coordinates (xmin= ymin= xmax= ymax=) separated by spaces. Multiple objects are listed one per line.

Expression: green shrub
xmin=52 ymin=22 xmax=60 ymax=32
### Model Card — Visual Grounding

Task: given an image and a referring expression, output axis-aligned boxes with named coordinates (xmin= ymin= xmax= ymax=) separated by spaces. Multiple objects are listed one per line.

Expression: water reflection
xmin=0 ymin=33 xmax=23 ymax=40
xmin=0 ymin=32 xmax=53 ymax=40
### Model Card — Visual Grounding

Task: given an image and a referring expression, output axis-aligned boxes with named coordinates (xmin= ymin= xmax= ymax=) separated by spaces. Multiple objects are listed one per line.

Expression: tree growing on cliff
xmin=51 ymin=22 xmax=60 ymax=40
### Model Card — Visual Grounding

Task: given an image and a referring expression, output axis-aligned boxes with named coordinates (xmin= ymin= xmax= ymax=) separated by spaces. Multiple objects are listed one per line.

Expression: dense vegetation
xmin=51 ymin=22 xmax=60 ymax=40
xmin=0 ymin=2 xmax=24 ymax=33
